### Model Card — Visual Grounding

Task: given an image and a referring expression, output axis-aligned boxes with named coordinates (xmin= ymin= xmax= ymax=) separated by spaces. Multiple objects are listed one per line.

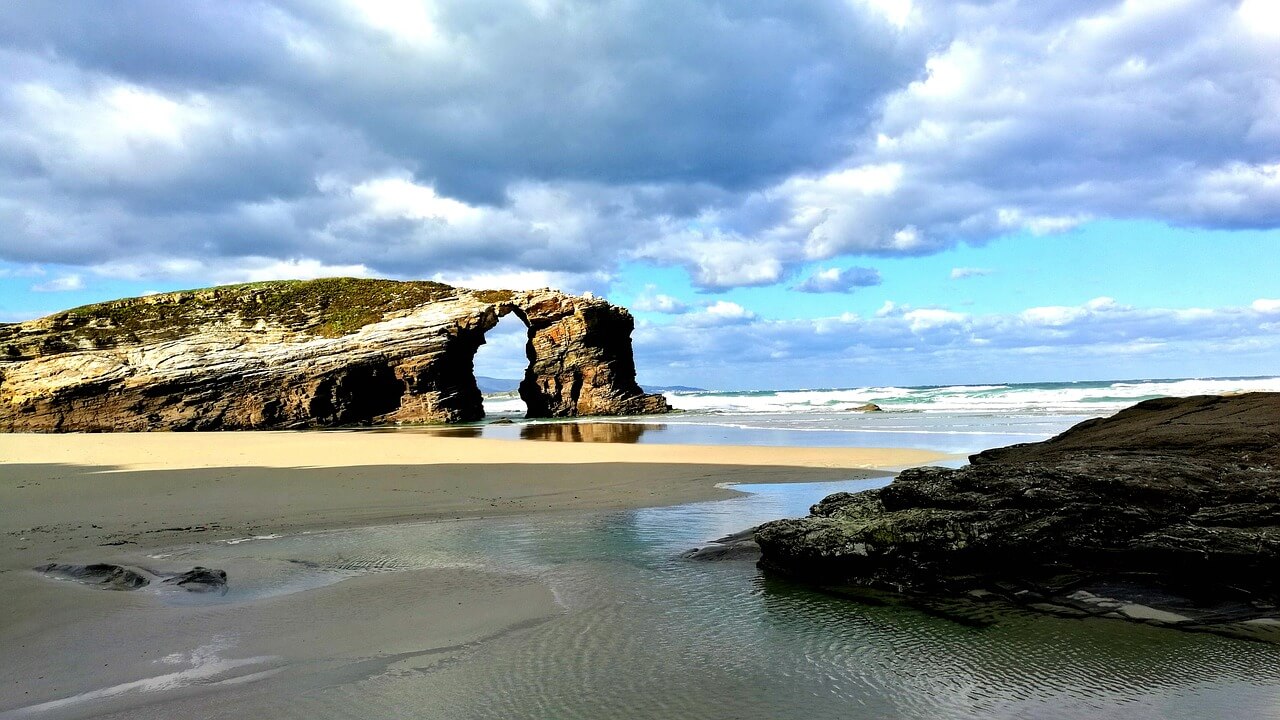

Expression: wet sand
xmin=0 ymin=431 xmax=944 ymax=718
xmin=0 ymin=431 xmax=945 ymax=560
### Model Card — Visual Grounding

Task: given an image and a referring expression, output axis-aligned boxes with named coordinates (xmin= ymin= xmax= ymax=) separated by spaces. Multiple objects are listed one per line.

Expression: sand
xmin=0 ymin=431 xmax=945 ymax=560
xmin=0 ymin=431 xmax=945 ymax=718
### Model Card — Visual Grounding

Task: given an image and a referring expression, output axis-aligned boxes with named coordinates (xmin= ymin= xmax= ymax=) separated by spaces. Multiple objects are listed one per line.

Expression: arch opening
xmin=472 ymin=311 xmax=531 ymax=419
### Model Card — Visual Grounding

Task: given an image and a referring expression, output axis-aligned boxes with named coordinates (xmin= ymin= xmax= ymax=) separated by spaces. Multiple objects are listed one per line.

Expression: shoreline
xmin=0 ymin=432 xmax=945 ymax=716
xmin=0 ymin=432 xmax=948 ymax=564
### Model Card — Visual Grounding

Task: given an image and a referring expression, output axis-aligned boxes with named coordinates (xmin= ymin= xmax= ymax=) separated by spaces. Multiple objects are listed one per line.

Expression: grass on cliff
xmin=2 ymin=278 xmax=515 ymax=358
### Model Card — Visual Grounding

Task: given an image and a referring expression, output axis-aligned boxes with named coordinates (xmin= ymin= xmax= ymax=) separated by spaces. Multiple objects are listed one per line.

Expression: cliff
xmin=0 ymin=278 xmax=669 ymax=431
xmin=756 ymin=393 xmax=1280 ymax=638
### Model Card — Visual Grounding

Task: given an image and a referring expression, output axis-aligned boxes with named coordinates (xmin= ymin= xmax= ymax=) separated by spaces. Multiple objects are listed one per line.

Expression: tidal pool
xmin=14 ymin=478 xmax=1280 ymax=720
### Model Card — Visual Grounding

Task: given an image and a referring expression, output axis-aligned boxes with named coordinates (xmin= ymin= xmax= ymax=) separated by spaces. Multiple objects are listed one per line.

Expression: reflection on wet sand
xmin=395 ymin=425 xmax=486 ymax=438
xmin=520 ymin=422 xmax=663 ymax=443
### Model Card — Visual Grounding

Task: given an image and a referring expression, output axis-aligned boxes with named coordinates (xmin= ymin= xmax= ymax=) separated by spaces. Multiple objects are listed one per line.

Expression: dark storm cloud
xmin=0 ymin=0 xmax=1275 ymax=289
xmin=0 ymin=0 xmax=925 ymax=283
xmin=0 ymin=0 xmax=922 ymax=195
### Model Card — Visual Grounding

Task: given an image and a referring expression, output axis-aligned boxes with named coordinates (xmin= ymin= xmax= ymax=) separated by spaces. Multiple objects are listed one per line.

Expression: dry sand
xmin=0 ymin=431 xmax=945 ymax=718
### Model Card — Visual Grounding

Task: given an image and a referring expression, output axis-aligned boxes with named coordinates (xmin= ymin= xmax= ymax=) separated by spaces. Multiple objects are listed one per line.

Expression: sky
xmin=1 ymin=0 xmax=1278 ymax=389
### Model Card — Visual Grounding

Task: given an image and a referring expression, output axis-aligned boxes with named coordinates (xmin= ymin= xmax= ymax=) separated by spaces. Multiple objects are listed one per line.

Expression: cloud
xmin=1253 ymin=298 xmax=1280 ymax=315
xmin=950 ymin=267 xmax=993 ymax=280
xmin=633 ymin=296 xmax=1280 ymax=387
xmin=794 ymin=266 xmax=882 ymax=293
xmin=633 ymin=286 xmax=689 ymax=314
xmin=686 ymin=301 xmax=757 ymax=326
xmin=31 ymin=274 xmax=85 ymax=292
xmin=0 ymin=264 xmax=44 ymax=279
xmin=0 ymin=1 xmax=1275 ymax=291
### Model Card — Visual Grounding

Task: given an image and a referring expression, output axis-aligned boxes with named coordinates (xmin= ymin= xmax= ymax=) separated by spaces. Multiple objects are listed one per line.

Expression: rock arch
xmin=500 ymin=291 xmax=670 ymax=419
xmin=0 ymin=281 xmax=669 ymax=431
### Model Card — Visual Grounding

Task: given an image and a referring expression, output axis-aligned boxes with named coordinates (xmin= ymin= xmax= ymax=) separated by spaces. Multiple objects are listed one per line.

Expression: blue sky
xmin=1 ymin=1 xmax=1278 ymax=388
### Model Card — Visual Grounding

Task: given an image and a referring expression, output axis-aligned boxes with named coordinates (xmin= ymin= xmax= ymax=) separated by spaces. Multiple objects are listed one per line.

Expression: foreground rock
xmin=681 ymin=528 xmax=761 ymax=561
xmin=0 ymin=278 xmax=668 ymax=431
xmin=35 ymin=563 xmax=229 ymax=594
xmin=161 ymin=566 xmax=229 ymax=594
xmin=756 ymin=393 xmax=1280 ymax=639
xmin=35 ymin=563 xmax=150 ymax=590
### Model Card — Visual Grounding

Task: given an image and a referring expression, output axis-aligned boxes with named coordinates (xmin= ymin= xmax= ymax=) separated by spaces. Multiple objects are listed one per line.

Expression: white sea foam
xmin=223 ymin=534 xmax=283 ymax=545
xmin=1 ymin=638 xmax=280 ymax=718
xmin=660 ymin=376 xmax=1280 ymax=416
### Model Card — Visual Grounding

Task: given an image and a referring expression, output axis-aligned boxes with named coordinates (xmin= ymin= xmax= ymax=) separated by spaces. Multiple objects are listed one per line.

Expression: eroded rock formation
xmin=756 ymin=393 xmax=1280 ymax=638
xmin=0 ymin=278 xmax=669 ymax=431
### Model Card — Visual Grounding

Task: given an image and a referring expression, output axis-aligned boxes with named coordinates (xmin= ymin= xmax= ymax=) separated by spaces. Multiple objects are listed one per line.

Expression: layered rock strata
xmin=0 ymin=278 xmax=668 ymax=431
xmin=756 ymin=393 xmax=1280 ymax=636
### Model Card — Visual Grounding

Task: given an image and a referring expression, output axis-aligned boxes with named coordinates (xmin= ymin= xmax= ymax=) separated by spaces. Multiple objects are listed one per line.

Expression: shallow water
xmin=404 ymin=411 xmax=1083 ymax=455
xmin=77 ymin=478 xmax=1280 ymax=720
xmin=466 ymin=375 xmax=1280 ymax=455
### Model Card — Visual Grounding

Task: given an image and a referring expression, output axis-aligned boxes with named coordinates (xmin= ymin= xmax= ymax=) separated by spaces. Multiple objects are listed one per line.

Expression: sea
xmin=474 ymin=375 xmax=1280 ymax=455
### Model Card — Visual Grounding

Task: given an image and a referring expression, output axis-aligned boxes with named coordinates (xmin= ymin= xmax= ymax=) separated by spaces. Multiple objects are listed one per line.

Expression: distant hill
xmin=477 ymin=377 xmax=704 ymax=394
xmin=476 ymin=376 xmax=521 ymax=393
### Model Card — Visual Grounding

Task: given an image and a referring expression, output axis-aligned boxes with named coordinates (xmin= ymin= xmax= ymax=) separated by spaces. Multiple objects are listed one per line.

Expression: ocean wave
xmin=662 ymin=376 xmax=1280 ymax=416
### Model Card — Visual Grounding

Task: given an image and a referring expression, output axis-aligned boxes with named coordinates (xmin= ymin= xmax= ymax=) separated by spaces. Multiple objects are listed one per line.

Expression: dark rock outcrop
xmin=34 ymin=562 xmax=231 ymax=594
xmin=681 ymin=528 xmax=761 ymax=561
xmin=161 ymin=566 xmax=228 ymax=594
xmin=756 ymin=393 xmax=1280 ymax=637
xmin=0 ymin=278 xmax=668 ymax=431
xmin=35 ymin=563 xmax=150 ymax=590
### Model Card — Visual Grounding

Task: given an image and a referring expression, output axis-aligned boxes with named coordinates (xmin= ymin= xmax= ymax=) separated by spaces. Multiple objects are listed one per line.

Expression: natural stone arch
xmin=378 ymin=290 xmax=669 ymax=424
xmin=0 ymin=281 xmax=668 ymax=431
xmin=498 ymin=291 xmax=669 ymax=419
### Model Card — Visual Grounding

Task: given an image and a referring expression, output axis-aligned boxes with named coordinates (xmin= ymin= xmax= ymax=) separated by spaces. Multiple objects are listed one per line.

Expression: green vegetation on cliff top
xmin=1 ymin=278 xmax=516 ymax=359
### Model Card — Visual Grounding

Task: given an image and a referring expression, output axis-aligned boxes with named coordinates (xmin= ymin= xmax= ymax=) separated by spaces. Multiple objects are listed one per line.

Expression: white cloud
xmin=950 ymin=267 xmax=992 ymax=280
xmin=1252 ymin=298 xmax=1280 ymax=314
xmin=687 ymin=301 xmax=757 ymax=326
xmin=857 ymin=0 xmax=913 ymax=29
xmin=222 ymin=259 xmax=374 ymax=283
xmin=1238 ymin=0 xmax=1280 ymax=38
xmin=31 ymin=274 xmax=85 ymax=292
xmin=633 ymin=286 xmax=689 ymax=314
xmin=344 ymin=0 xmax=447 ymax=50
xmin=0 ymin=265 xmax=45 ymax=279
xmin=347 ymin=174 xmax=484 ymax=225
xmin=633 ymin=296 xmax=1280 ymax=387
xmin=429 ymin=269 xmax=611 ymax=295
xmin=875 ymin=300 xmax=906 ymax=318
xmin=638 ymin=237 xmax=786 ymax=289
xmin=903 ymin=307 xmax=967 ymax=332
xmin=795 ymin=266 xmax=882 ymax=293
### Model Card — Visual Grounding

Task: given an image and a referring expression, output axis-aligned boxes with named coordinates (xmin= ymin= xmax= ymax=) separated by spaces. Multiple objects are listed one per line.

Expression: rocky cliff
xmin=756 ymin=393 xmax=1280 ymax=637
xmin=0 ymin=278 xmax=669 ymax=431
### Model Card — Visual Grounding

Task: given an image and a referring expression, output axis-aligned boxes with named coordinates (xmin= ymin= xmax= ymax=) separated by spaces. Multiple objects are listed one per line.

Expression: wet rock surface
xmin=161 ymin=566 xmax=228 ymax=594
xmin=682 ymin=528 xmax=761 ymax=561
xmin=756 ymin=393 xmax=1280 ymax=640
xmin=0 ymin=279 xmax=667 ymax=431
xmin=35 ymin=563 xmax=150 ymax=590
xmin=36 ymin=563 xmax=230 ymax=594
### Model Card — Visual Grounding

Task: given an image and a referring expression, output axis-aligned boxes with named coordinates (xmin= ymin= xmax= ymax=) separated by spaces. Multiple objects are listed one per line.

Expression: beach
xmin=0 ymin=431 xmax=946 ymax=719
xmin=4 ymin=408 xmax=1280 ymax=719
xmin=0 ymin=431 xmax=943 ymax=559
